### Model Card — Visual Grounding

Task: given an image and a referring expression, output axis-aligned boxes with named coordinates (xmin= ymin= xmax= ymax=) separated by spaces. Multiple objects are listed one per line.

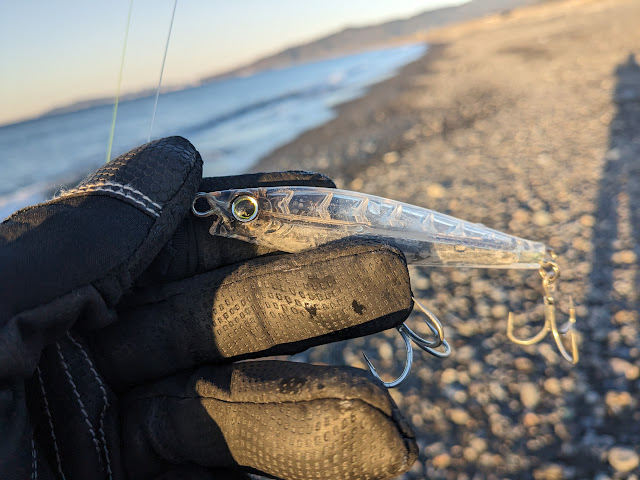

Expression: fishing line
xmin=106 ymin=0 xmax=134 ymax=163
xmin=149 ymin=0 xmax=178 ymax=142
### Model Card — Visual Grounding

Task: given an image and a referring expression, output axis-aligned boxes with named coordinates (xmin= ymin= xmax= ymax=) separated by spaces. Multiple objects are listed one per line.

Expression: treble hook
xmin=363 ymin=297 xmax=451 ymax=387
xmin=506 ymin=254 xmax=579 ymax=364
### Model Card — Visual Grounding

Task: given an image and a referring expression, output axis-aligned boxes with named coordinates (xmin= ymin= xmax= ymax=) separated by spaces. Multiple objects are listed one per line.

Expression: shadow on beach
xmin=576 ymin=52 xmax=640 ymax=468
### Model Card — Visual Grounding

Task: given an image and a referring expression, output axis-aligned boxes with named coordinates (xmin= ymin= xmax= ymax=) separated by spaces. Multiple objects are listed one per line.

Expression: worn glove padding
xmin=0 ymin=137 xmax=418 ymax=480
xmin=123 ymin=361 xmax=416 ymax=480
xmin=92 ymin=240 xmax=413 ymax=389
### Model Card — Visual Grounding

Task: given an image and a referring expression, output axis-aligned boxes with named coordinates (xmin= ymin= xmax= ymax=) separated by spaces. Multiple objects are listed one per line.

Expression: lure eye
xmin=231 ymin=195 xmax=259 ymax=222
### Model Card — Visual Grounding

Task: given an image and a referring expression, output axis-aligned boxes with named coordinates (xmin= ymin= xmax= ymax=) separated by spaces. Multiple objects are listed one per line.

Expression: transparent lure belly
xmin=193 ymin=186 xmax=546 ymax=269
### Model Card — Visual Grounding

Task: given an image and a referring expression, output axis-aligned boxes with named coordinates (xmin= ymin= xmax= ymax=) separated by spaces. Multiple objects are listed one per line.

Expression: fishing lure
xmin=193 ymin=186 xmax=578 ymax=386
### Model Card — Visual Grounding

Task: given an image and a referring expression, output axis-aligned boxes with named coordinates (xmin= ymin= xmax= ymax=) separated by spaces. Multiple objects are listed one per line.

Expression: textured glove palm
xmin=0 ymin=137 xmax=417 ymax=480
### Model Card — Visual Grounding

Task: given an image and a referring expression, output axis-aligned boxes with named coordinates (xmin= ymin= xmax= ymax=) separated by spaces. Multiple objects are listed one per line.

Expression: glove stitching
xmin=67 ymin=333 xmax=113 ymax=480
xmin=59 ymin=181 xmax=162 ymax=217
xmin=36 ymin=366 xmax=65 ymax=479
xmin=31 ymin=433 xmax=37 ymax=480
xmin=82 ymin=182 xmax=162 ymax=209
xmin=63 ymin=186 xmax=161 ymax=218
xmin=126 ymin=393 xmax=392 ymax=411
xmin=55 ymin=342 xmax=103 ymax=463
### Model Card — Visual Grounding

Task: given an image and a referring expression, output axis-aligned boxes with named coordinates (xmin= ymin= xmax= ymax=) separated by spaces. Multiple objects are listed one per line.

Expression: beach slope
xmin=255 ymin=0 xmax=640 ymax=477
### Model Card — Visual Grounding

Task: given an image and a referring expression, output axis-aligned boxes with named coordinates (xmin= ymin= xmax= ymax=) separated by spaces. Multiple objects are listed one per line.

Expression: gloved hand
xmin=0 ymin=137 xmax=417 ymax=480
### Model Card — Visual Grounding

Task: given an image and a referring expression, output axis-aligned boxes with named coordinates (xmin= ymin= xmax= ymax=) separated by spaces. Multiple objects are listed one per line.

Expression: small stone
xmin=532 ymin=211 xmax=553 ymax=227
xmin=478 ymin=452 xmax=501 ymax=468
xmin=544 ymin=378 xmax=563 ymax=395
xmin=533 ymin=463 xmax=565 ymax=480
xmin=441 ymin=368 xmax=458 ymax=385
xmin=469 ymin=437 xmax=488 ymax=453
xmin=520 ymin=382 xmax=541 ymax=409
xmin=612 ymin=250 xmax=637 ymax=264
xmin=614 ymin=310 xmax=638 ymax=324
xmin=463 ymin=447 xmax=478 ymax=461
xmin=378 ymin=342 xmax=393 ymax=362
xmin=426 ymin=183 xmax=446 ymax=199
xmin=490 ymin=304 xmax=508 ymax=318
xmin=523 ymin=412 xmax=541 ymax=427
xmin=605 ymin=391 xmax=632 ymax=410
xmin=449 ymin=408 xmax=470 ymax=425
xmin=382 ymin=151 xmax=399 ymax=164
xmin=432 ymin=453 xmax=451 ymax=469
xmin=456 ymin=345 xmax=475 ymax=364
xmin=350 ymin=177 xmax=364 ymax=190
xmin=512 ymin=209 xmax=530 ymax=224
xmin=609 ymin=358 xmax=640 ymax=380
xmin=412 ymin=272 xmax=430 ymax=290
xmin=579 ymin=214 xmax=596 ymax=227
xmin=453 ymin=390 xmax=468 ymax=403
xmin=608 ymin=447 xmax=639 ymax=472
xmin=515 ymin=357 xmax=535 ymax=373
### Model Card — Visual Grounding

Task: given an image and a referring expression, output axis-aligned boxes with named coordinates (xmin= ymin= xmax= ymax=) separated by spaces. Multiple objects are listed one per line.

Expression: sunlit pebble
xmin=382 ymin=151 xmax=400 ymax=164
xmin=449 ymin=408 xmax=471 ymax=425
xmin=411 ymin=273 xmax=430 ymax=291
xmin=453 ymin=390 xmax=468 ymax=403
xmin=431 ymin=453 xmax=451 ymax=469
xmin=533 ymin=463 xmax=565 ymax=480
xmin=463 ymin=447 xmax=478 ymax=462
xmin=411 ymin=414 xmax=425 ymax=427
xmin=579 ymin=214 xmax=596 ymax=227
xmin=523 ymin=412 xmax=541 ymax=427
xmin=426 ymin=183 xmax=446 ymax=199
xmin=440 ymin=368 xmax=458 ymax=385
xmin=612 ymin=250 xmax=637 ymax=264
xmin=378 ymin=341 xmax=395 ymax=362
xmin=608 ymin=447 xmax=640 ymax=473
xmin=514 ymin=357 xmax=535 ymax=373
xmin=350 ymin=177 xmax=364 ymax=190
xmin=614 ymin=310 xmax=638 ymax=324
xmin=520 ymin=382 xmax=541 ymax=409
xmin=490 ymin=304 xmax=509 ymax=319
xmin=605 ymin=391 xmax=633 ymax=411
xmin=609 ymin=357 xmax=640 ymax=380
xmin=560 ymin=377 xmax=576 ymax=392
xmin=543 ymin=378 xmax=563 ymax=395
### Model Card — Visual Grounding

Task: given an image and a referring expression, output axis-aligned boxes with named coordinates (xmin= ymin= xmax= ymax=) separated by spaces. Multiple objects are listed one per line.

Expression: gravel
xmin=255 ymin=0 xmax=640 ymax=477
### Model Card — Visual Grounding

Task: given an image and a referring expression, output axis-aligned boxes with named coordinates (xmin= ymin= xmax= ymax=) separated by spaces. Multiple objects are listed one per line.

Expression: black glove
xmin=0 ymin=137 xmax=417 ymax=480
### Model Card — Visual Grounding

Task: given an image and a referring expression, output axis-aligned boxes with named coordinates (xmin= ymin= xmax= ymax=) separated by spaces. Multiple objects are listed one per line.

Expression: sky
xmin=0 ymin=0 xmax=469 ymax=126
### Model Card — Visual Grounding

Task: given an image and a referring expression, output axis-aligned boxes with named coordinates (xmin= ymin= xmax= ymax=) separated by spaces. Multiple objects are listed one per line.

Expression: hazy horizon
xmin=0 ymin=0 xmax=469 ymax=127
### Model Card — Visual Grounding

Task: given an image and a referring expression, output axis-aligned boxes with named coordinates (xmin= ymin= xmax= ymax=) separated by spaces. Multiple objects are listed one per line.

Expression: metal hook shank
xmin=363 ymin=326 xmax=413 ymax=388
xmin=506 ymin=259 xmax=579 ymax=364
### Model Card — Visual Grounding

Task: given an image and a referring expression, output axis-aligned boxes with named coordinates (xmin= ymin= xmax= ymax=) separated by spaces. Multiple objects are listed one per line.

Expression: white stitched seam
xmin=75 ymin=187 xmax=160 ymax=217
xmin=72 ymin=182 xmax=162 ymax=210
xmin=60 ymin=182 xmax=161 ymax=217
xmin=36 ymin=367 xmax=64 ymax=478
xmin=31 ymin=433 xmax=37 ymax=480
xmin=67 ymin=333 xmax=113 ymax=480
xmin=55 ymin=343 xmax=103 ymax=459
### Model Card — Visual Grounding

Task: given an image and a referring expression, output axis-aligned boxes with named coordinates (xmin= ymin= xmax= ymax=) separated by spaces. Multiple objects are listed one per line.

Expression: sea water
xmin=0 ymin=43 xmax=426 ymax=220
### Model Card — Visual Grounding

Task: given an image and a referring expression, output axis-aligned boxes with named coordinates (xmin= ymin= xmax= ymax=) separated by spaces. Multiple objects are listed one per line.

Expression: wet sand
xmin=255 ymin=0 xmax=640 ymax=478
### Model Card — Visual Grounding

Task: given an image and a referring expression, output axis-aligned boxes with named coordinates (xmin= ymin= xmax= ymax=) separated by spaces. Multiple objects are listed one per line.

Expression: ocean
xmin=0 ymin=43 xmax=426 ymax=220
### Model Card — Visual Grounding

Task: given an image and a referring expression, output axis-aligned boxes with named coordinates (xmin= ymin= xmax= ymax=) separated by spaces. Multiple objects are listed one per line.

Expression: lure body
xmin=195 ymin=186 xmax=546 ymax=269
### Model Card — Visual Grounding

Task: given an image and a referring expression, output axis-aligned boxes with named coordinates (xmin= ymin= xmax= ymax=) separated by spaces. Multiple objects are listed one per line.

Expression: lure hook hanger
xmin=363 ymin=297 xmax=451 ymax=387
xmin=506 ymin=252 xmax=579 ymax=364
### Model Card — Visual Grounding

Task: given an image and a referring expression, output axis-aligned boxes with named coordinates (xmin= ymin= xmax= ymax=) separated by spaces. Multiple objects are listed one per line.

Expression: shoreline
xmin=251 ymin=43 xmax=446 ymax=188
xmin=252 ymin=0 xmax=640 ymax=478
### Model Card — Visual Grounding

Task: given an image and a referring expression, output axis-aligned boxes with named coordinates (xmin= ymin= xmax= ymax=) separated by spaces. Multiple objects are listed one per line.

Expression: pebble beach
xmin=254 ymin=0 xmax=640 ymax=478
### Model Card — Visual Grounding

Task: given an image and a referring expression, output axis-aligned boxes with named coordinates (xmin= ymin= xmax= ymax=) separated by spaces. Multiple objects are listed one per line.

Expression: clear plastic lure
xmin=192 ymin=186 xmax=546 ymax=269
xmin=192 ymin=186 xmax=578 ymax=380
